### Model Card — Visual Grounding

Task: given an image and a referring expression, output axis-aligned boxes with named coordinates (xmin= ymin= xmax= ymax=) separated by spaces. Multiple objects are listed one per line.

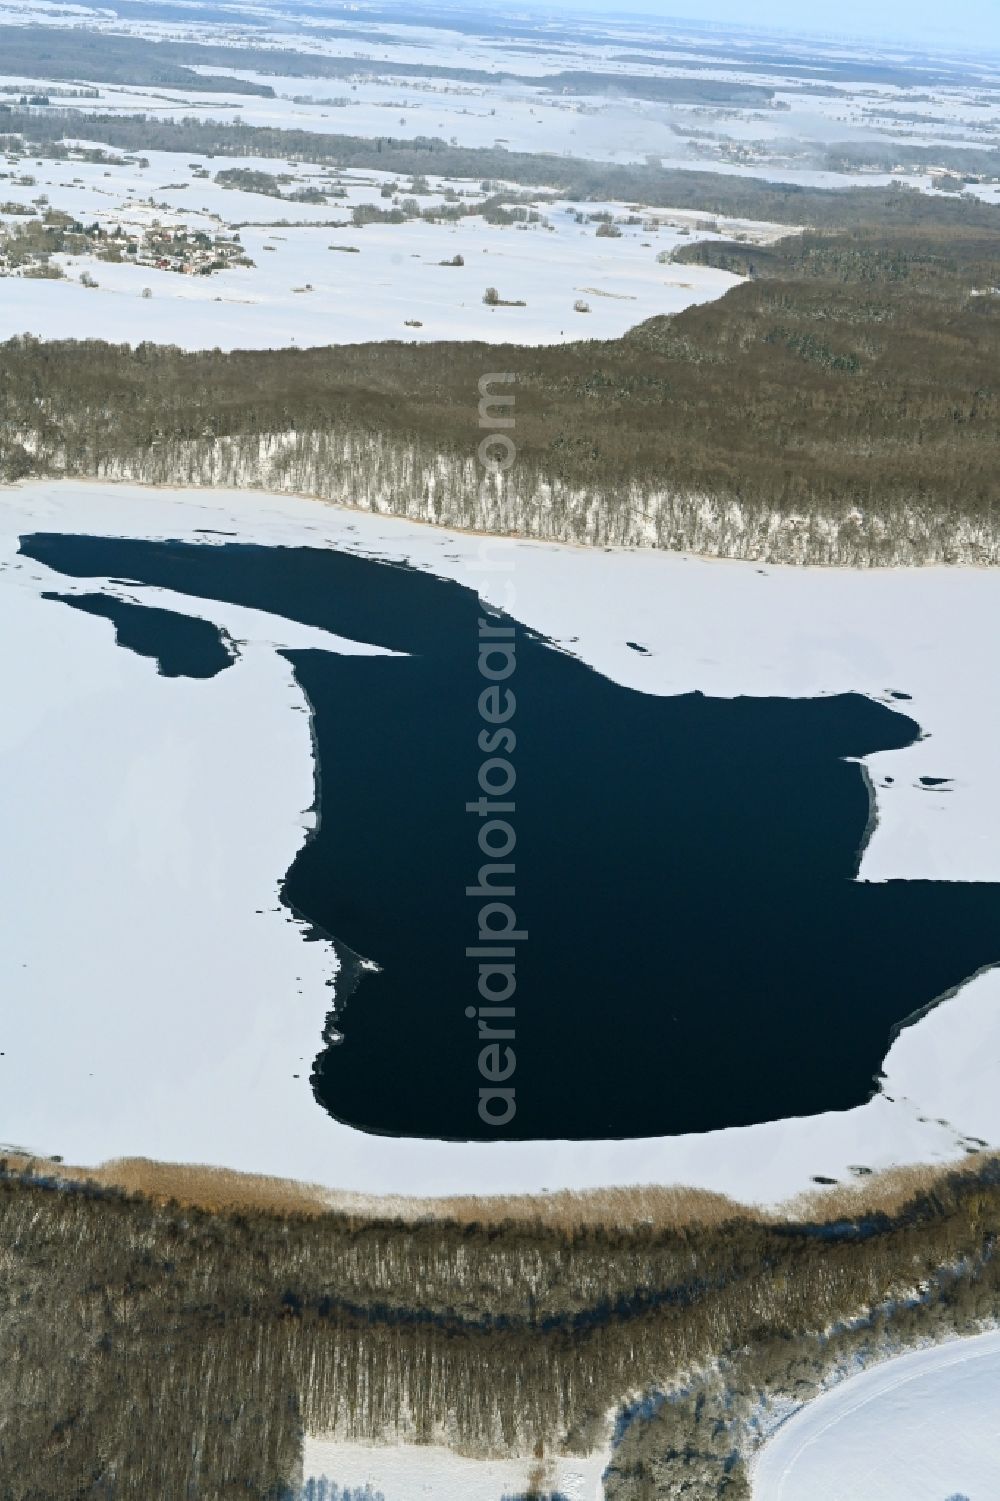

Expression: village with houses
xmin=0 ymin=203 xmax=253 ymax=281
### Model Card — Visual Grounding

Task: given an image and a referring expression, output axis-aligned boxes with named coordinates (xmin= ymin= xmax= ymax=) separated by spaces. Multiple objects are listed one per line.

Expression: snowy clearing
xmin=1 ymin=480 xmax=999 ymax=1207
xmin=752 ymin=1328 xmax=1000 ymax=1500
xmin=301 ymin=1434 xmax=612 ymax=1501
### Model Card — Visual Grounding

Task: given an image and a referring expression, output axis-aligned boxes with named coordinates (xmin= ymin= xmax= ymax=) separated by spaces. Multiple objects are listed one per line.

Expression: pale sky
xmin=536 ymin=0 xmax=998 ymax=52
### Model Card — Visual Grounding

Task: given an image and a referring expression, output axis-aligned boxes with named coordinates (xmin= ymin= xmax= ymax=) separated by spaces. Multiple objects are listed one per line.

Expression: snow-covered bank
xmin=1 ymin=480 xmax=999 ymax=1206
xmin=751 ymin=1328 xmax=1000 ymax=1499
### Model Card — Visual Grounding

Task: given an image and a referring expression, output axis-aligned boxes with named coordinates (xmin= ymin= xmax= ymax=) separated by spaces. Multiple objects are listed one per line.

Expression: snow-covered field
xmin=752 ymin=1329 xmax=1000 ymax=1499
xmin=301 ymin=1434 xmax=612 ymax=1501
xmin=7 ymin=67 xmax=997 ymax=187
xmin=3 ymin=0 xmax=999 ymax=173
xmin=1 ymin=0 xmax=997 ymax=348
xmin=2 ymin=479 xmax=1000 ymax=1208
xmin=0 ymin=149 xmax=771 ymax=346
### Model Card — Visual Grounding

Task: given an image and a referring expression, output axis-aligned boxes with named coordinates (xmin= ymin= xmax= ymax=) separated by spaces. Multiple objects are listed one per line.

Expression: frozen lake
xmin=19 ymin=526 xmax=1000 ymax=1144
xmin=3 ymin=482 xmax=1000 ymax=1205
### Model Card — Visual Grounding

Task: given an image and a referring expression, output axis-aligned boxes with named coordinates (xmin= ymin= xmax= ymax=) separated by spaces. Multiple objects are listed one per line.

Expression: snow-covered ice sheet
xmin=1 ymin=480 xmax=1000 ymax=1206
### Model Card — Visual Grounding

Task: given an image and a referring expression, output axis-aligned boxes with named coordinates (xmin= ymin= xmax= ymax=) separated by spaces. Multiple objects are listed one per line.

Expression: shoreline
xmin=6 ymin=1148 xmax=994 ymax=1229
xmin=6 ymin=472 xmax=999 ymax=572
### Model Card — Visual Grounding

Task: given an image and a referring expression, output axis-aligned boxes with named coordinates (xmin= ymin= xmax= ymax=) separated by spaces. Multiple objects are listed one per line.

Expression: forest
xmin=0 ymin=28 xmax=275 ymax=95
xmin=0 ymin=27 xmax=779 ymax=104
xmin=1 ymin=212 xmax=997 ymax=564
xmin=3 ymin=1152 xmax=1000 ymax=1498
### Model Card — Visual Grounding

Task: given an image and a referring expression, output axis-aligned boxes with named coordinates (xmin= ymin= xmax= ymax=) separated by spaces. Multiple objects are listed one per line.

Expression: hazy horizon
xmin=499 ymin=0 xmax=998 ymax=54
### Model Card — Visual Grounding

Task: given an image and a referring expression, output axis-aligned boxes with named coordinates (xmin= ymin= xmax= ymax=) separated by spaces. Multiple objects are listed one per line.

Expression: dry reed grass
xmin=780 ymin=1157 xmax=994 ymax=1221
xmin=5 ymin=1154 xmax=335 ymax=1218
xmin=8 ymin=1149 xmax=997 ymax=1232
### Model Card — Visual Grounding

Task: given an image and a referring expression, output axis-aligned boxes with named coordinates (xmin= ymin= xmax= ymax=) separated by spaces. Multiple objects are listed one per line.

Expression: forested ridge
xmin=3 ymin=1155 xmax=1000 ymax=1498
xmin=2 ymin=216 xmax=998 ymax=563
xmin=0 ymin=105 xmax=997 ymax=562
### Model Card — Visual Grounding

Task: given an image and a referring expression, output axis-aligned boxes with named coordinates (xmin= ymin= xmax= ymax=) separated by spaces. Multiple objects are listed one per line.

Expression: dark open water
xmin=21 ymin=533 xmax=1000 ymax=1142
